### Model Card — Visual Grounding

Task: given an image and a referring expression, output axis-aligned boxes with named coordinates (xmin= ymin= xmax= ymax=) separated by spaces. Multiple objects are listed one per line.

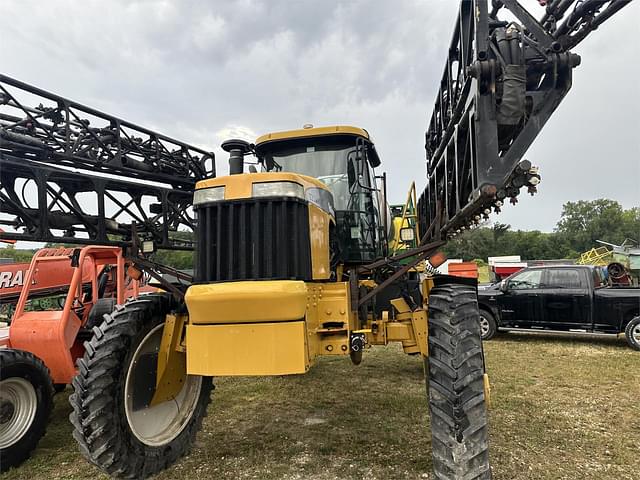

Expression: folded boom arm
xmin=418 ymin=0 xmax=631 ymax=243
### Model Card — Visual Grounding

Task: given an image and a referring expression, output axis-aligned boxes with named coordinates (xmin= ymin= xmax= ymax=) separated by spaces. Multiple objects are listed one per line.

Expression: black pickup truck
xmin=477 ymin=265 xmax=640 ymax=350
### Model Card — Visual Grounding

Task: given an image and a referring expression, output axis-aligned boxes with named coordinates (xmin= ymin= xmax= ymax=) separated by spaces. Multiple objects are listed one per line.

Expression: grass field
xmin=2 ymin=332 xmax=638 ymax=480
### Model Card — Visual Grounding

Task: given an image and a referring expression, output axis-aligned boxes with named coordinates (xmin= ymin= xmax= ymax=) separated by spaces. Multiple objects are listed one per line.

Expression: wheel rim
xmin=632 ymin=324 xmax=640 ymax=344
xmin=479 ymin=315 xmax=490 ymax=338
xmin=0 ymin=377 xmax=38 ymax=449
xmin=124 ymin=324 xmax=202 ymax=447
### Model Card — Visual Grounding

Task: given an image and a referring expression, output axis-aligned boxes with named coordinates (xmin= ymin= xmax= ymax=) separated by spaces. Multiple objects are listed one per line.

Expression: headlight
xmin=193 ymin=186 xmax=225 ymax=205
xmin=400 ymin=227 xmax=415 ymax=242
xmin=305 ymin=187 xmax=335 ymax=217
xmin=252 ymin=181 xmax=304 ymax=199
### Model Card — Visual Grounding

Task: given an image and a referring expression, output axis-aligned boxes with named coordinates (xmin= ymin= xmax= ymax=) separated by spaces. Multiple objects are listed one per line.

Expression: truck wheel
xmin=69 ymin=294 xmax=213 ymax=479
xmin=0 ymin=349 xmax=54 ymax=472
xmin=479 ymin=309 xmax=497 ymax=341
xmin=426 ymin=283 xmax=491 ymax=480
xmin=624 ymin=316 xmax=640 ymax=351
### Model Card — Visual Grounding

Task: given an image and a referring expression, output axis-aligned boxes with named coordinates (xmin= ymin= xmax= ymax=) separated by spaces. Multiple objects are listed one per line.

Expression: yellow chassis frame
xmin=152 ymin=277 xmax=490 ymax=406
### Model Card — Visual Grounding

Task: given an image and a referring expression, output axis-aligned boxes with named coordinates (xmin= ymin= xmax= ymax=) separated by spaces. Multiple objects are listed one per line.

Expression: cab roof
xmin=255 ymin=125 xmax=370 ymax=144
xmin=255 ymin=125 xmax=380 ymax=167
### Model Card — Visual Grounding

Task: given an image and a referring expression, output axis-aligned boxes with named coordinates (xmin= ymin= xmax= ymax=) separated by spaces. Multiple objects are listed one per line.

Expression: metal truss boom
xmin=418 ymin=0 xmax=631 ymax=243
xmin=0 ymin=74 xmax=216 ymax=249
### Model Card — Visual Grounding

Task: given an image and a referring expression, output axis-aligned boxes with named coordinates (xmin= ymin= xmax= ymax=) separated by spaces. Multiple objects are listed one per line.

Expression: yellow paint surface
xmin=185 ymin=280 xmax=307 ymax=324
xmin=186 ymin=321 xmax=308 ymax=376
xmin=255 ymin=125 xmax=370 ymax=145
xmin=309 ymin=204 xmax=330 ymax=280
xmin=195 ymin=171 xmax=328 ymax=197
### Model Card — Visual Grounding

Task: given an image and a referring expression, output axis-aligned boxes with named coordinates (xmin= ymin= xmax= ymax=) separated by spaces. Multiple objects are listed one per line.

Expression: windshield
xmin=259 ymin=137 xmax=384 ymax=262
xmin=261 ymin=143 xmax=353 ymax=210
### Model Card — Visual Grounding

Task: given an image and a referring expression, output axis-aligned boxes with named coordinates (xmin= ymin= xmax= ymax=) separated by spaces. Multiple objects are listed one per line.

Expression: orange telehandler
xmin=0 ymin=246 xmax=150 ymax=470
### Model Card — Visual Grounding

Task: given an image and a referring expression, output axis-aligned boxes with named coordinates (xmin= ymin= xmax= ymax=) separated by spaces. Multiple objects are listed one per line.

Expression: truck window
xmin=544 ymin=269 xmax=583 ymax=289
xmin=592 ymin=268 xmax=606 ymax=288
xmin=507 ymin=269 xmax=542 ymax=290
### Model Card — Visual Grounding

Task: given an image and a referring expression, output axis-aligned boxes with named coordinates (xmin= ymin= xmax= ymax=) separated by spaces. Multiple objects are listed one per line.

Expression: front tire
xmin=427 ymin=283 xmax=491 ymax=480
xmin=69 ymin=294 xmax=213 ymax=479
xmin=0 ymin=349 xmax=54 ymax=472
xmin=624 ymin=316 xmax=640 ymax=351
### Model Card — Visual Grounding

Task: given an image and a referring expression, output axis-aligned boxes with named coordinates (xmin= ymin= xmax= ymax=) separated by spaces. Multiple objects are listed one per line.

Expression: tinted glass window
xmin=508 ymin=269 xmax=542 ymax=290
xmin=544 ymin=269 xmax=583 ymax=288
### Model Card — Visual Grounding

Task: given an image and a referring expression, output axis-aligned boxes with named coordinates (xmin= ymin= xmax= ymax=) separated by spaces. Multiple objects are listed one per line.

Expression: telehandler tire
xmin=426 ymin=283 xmax=491 ymax=480
xmin=69 ymin=294 xmax=213 ymax=479
xmin=0 ymin=349 xmax=54 ymax=472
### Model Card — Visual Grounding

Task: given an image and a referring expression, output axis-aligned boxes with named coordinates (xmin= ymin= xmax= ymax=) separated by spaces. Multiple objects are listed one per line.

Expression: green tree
xmin=555 ymin=199 xmax=640 ymax=252
xmin=443 ymin=224 xmax=577 ymax=261
xmin=0 ymin=245 xmax=36 ymax=263
xmin=152 ymin=250 xmax=194 ymax=270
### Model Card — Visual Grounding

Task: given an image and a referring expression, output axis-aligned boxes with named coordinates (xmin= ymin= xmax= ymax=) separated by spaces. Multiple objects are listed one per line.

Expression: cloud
xmin=0 ymin=0 xmax=638 ymax=241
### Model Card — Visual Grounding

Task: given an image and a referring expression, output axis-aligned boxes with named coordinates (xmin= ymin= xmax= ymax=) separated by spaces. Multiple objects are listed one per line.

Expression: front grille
xmin=195 ymin=197 xmax=312 ymax=282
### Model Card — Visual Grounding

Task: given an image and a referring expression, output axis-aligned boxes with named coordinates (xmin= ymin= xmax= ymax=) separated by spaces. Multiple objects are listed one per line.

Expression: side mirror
xmin=499 ymin=280 xmax=508 ymax=293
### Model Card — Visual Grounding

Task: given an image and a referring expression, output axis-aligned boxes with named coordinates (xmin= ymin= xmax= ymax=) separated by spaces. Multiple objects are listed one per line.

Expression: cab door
xmin=539 ymin=268 xmax=590 ymax=329
xmin=499 ymin=268 xmax=543 ymax=325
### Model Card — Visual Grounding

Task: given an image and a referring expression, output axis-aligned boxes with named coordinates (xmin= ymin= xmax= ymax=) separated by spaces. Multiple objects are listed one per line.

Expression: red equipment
xmin=2 ymin=246 xmax=146 ymax=384
xmin=0 ymin=257 xmax=95 ymax=304
xmin=491 ymin=263 xmax=526 ymax=280
xmin=448 ymin=262 xmax=479 ymax=279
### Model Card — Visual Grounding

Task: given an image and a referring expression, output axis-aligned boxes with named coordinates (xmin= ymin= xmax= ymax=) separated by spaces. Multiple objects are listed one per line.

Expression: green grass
xmin=2 ymin=332 xmax=638 ymax=479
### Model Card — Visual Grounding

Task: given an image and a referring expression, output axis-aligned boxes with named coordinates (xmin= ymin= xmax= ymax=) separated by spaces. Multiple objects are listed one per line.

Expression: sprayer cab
xmin=252 ymin=125 xmax=387 ymax=264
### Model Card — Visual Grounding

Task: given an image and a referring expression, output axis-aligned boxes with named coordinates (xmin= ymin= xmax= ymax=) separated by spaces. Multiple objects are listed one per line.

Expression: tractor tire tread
xmin=69 ymin=293 xmax=212 ymax=479
xmin=427 ymin=283 xmax=491 ymax=480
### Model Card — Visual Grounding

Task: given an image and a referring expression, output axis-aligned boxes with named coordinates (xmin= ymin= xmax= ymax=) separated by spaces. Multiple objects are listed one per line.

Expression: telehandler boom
xmin=0 ymin=1 xmax=631 ymax=478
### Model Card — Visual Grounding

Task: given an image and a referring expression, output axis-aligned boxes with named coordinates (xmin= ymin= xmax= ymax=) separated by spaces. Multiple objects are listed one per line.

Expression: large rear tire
xmin=427 ymin=283 xmax=491 ymax=479
xmin=0 ymin=349 xmax=54 ymax=472
xmin=69 ymin=294 xmax=213 ymax=479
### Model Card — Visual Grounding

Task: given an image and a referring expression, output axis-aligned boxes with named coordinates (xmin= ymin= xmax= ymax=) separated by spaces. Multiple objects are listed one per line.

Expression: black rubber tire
xmin=479 ymin=309 xmax=498 ymax=341
xmin=427 ymin=283 xmax=492 ymax=480
xmin=69 ymin=294 xmax=213 ymax=479
xmin=0 ymin=349 xmax=54 ymax=472
xmin=53 ymin=384 xmax=66 ymax=394
xmin=85 ymin=297 xmax=117 ymax=330
xmin=624 ymin=316 xmax=640 ymax=351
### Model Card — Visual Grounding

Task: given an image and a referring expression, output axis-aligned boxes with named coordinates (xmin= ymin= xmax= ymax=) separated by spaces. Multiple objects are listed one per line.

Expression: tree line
xmin=443 ymin=199 xmax=639 ymax=261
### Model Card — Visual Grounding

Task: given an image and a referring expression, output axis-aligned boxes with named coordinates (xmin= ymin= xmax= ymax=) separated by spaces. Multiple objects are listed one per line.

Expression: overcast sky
xmin=1 ymin=0 xmax=638 ymax=236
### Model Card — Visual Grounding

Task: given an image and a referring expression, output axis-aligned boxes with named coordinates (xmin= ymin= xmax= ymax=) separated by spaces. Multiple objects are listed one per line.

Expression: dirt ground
xmin=2 ymin=332 xmax=638 ymax=480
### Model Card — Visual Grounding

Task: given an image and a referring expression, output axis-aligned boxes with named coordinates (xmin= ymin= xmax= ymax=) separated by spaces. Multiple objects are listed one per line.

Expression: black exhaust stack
xmin=221 ymin=139 xmax=252 ymax=175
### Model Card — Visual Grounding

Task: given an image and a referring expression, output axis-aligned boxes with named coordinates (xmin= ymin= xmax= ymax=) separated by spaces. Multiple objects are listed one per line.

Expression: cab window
xmin=543 ymin=269 xmax=583 ymax=289
xmin=259 ymin=137 xmax=384 ymax=262
xmin=507 ymin=269 xmax=542 ymax=290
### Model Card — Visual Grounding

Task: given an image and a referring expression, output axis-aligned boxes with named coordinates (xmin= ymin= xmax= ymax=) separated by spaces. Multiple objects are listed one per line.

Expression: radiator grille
xmin=195 ymin=197 xmax=312 ymax=282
